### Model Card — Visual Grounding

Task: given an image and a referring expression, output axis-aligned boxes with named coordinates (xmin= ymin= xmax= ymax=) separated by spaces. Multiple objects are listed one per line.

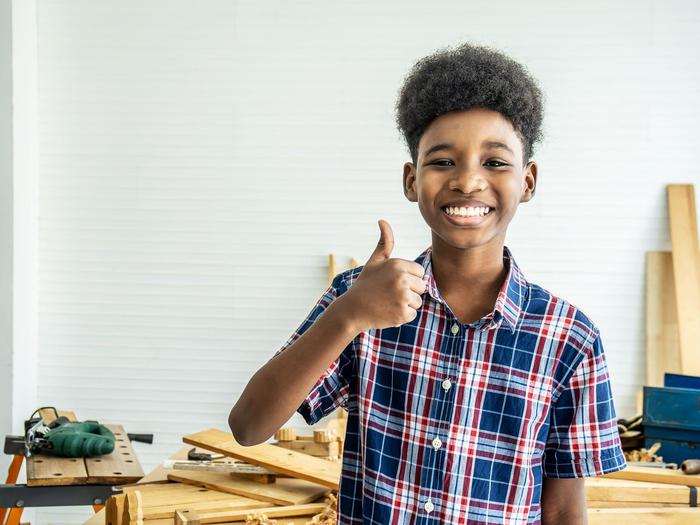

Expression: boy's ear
xmin=403 ymin=162 xmax=417 ymax=202
xmin=520 ymin=161 xmax=538 ymax=203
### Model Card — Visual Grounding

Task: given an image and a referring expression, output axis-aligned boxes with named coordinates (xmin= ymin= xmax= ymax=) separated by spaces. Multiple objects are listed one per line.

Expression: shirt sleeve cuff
xmin=296 ymin=388 xmax=324 ymax=426
xmin=543 ymin=449 xmax=627 ymax=478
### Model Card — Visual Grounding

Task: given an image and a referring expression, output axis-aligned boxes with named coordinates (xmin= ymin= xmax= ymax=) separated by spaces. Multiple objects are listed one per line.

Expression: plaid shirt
xmin=275 ymin=245 xmax=626 ymax=524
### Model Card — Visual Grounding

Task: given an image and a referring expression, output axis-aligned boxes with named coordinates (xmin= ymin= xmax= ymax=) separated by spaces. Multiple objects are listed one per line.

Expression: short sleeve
xmin=272 ymin=272 xmax=355 ymax=426
xmin=543 ymin=328 xmax=627 ymax=478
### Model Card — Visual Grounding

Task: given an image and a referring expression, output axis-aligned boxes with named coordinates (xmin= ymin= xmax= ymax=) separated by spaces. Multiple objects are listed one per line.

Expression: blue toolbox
xmin=643 ymin=373 xmax=700 ymax=465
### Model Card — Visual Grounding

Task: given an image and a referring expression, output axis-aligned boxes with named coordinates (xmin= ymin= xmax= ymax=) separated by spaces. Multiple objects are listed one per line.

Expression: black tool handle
xmin=127 ymin=433 xmax=154 ymax=444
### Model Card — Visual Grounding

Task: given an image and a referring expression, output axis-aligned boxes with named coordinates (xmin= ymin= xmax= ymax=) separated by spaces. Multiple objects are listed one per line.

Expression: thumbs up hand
xmin=338 ymin=220 xmax=427 ymax=332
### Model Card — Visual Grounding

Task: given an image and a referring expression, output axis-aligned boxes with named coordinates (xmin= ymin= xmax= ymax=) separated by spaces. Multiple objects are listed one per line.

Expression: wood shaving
xmin=243 ymin=493 xmax=338 ymax=525
xmin=624 ymin=442 xmax=664 ymax=463
xmin=304 ymin=493 xmax=337 ymax=524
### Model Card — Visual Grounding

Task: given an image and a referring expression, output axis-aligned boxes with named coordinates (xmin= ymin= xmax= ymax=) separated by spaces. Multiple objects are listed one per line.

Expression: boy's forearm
xmin=228 ymin=294 xmax=361 ymax=446
xmin=541 ymin=477 xmax=587 ymax=525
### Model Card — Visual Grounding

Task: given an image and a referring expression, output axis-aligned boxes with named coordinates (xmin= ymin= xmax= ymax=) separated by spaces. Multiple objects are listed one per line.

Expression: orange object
xmin=4 ymin=507 xmax=24 ymax=525
xmin=1 ymin=455 xmax=25 ymax=523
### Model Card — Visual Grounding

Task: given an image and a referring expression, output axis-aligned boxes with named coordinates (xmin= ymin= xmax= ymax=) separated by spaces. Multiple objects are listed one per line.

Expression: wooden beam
xmin=587 ymin=507 xmax=700 ymax=524
xmin=175 ymin=503 xmax=327 ymax=525
xmin=645 ymin=251 xmax=681 ymax=386
xmin=168 ymin=470 xmax=329 ymax=506
xmin=667 ymin=184 xmax=700 ymax=375
xmin=602 ymin=465 xmax=700 ymax=487
xmin=183 ymin=429 xmax=341 ymax=490
xmin=585 ymin=476 xmax=690 ymax=504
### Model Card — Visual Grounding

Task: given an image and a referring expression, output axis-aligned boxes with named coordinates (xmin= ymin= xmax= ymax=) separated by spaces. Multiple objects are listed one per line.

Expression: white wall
xmin=0 ymin=0 xmax=13 ymax=476
xmin=23 ymin=0 xmax=700 ymax=521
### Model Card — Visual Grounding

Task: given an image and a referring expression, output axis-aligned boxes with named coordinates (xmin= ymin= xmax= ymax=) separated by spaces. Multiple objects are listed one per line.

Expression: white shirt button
xmin=424 ymin=499 xmax=434 ymax=513
xmin=432 ymin=437 xmax=442 ymax=450
xmin=450 ymin=323 xmax=459 ymax=334
xmin=442 ymin=379 xmax=452 ymax=391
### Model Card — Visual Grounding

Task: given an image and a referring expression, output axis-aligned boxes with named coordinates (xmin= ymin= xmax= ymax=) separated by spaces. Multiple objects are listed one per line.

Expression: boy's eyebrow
xmin=423 ymin=140 xmax=515 ymax=157
xmin=423 ymin=143 xmax=453 ymax=157
xmin=483 ymin=140 xmax=515 ymax=155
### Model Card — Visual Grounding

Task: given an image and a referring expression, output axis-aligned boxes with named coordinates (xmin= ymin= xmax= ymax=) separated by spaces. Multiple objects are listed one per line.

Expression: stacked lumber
xmin=104 ymin=429 xmax=340 ymax=524
xmin=646 ymin=184 xmax=700 ymax=385
xmin=585 ymin=465 xmax=700 ymax=522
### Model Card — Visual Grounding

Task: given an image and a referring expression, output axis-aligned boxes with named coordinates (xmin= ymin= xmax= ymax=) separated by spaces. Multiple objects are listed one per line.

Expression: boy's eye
xmin=429 ymin=159 xmax=510 ymax=168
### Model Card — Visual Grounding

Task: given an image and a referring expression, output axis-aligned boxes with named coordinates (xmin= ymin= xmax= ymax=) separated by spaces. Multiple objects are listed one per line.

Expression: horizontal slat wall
xmin=35 ymin=0 xmax=699 ymax=522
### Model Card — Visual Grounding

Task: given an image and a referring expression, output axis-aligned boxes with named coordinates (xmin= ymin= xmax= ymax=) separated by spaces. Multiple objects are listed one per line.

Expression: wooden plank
xmin=276 ymin=439 xmax=339 ymax=458
xmin=27 ymin=424 xmax=144 ymax=486
xmin=27 ymin=454 xmax=89 ymax=486
xmin=585 ymin=476 xmax=690 ymax=504
xmin=183 ymin=429 xmax=340 ymax=490
xmin=587 ymin=501 xmax=686 ymax=508
xmin=126 ymin=494 xmax=269 ymax=521
xmin=646 ymin=251 xmax=682 ymax=386
xmin=105 ymin=492 xmax=125 ymax=525
xmin=587 ymin=507 xmax=700 ymax=524
xmin=85 ymin=446 xmax=203 ymax=525
xmin=667 ymin=184 xmax=700 ymax=375
xmin=175 ymin=503 xmax=328 ymax=525
xmin=122 ymin=482 xmax=245 ymax=507
xmin=85 ymin=425 xmax=144 ymax=484
xmin=38 ymin=408 xmax=77 ymax=424
xmin=168 ymin=470 xmax=329 ymax=506
xmin=602 ymin=465 xmax=700 ymax=487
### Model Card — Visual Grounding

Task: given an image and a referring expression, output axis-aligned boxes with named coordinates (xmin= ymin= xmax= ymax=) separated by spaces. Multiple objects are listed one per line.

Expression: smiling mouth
xmin=440 ymin=205 xmax=494 ymax=225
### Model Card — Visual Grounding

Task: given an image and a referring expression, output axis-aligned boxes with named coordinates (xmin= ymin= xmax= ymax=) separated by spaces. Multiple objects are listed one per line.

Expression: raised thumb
xmin=367 ymin=219 xmax=394 ymax=264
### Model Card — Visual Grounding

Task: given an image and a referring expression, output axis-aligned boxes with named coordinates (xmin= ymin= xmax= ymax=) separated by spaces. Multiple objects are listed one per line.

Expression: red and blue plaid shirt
xmin=275 ymin=245 xmax=626 ymax=524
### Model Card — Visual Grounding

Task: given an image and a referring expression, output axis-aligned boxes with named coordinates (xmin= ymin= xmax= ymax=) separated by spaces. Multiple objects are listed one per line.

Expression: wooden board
xmin=175 ymin=503 xmax=328 ymax=525
xmin=276 ymin=439 xmax=339 ymax=458
xmin=27 ymin=424 xmax=143 ymax=486
xmin=646 ymin=251 xmax=682 ymax=386
xmin=667 ymin=184 xmax=700 ymax=375
xmin=126 ymin=495 xmax=269 ymax=521
xmin=168 ymin=470 xmax=329 ymax=506
xmin=27 ymin=454 xmax=90 ymax=486
xmin=602 ymin=465 xmax=700 ymax=487
xmin=84 ymin=424 xmax=145 ymax=484
xmin=183 ymin=429 xmax=341 ymax=490
xmin=85 ymin=446 xmax=197 ymax=525
xmin=38 ymin=408 xmax=77 ymax=424
xmin=587 ymin=507 xmax=700 ymax=524
xmin=585 ymin=476 xmax=691 ymax=504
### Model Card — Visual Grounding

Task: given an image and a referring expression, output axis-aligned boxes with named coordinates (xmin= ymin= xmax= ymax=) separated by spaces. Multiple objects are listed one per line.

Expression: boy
xmin=229 ymin=43 xmax=626 ymax=524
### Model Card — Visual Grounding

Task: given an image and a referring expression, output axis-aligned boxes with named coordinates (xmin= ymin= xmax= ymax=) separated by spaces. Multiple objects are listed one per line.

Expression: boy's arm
xmin=540 ymin=477 xmax=587 ymax=525
xmin=228 ymin=292 xmax=360 ymax=446
xmin=229 ymin=220 xmax=426 ymax=446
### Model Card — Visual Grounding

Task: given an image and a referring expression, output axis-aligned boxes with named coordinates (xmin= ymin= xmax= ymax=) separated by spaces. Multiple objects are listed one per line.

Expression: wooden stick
xmin=183 ymin=429 xmax=341 ymax=489
xmin=602 ymin=465 xmax=700 ymax=487
xmin=645 ymin=251 xmax=682 ymax=386
xmin=667 ymin=184 xmax=700 ymax=375
xmin=588 ymin=507 xmax=700 ymax=524
xmin=175 ymin=503 xmax=327 ymax=525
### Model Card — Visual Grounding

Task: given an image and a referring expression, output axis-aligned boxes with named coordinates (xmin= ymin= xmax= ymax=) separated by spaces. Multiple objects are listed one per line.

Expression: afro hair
xmin=395 ymin=43 xmax=545 ymax=166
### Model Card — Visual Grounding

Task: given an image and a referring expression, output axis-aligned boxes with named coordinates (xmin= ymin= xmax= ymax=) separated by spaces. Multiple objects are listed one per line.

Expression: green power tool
xmin=25 ymin=407 xmax=115 ymax=458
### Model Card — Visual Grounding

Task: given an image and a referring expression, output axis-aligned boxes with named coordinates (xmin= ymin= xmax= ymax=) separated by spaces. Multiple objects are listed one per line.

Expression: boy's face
xmin=403 ymin=107 xmax=537 ymax=251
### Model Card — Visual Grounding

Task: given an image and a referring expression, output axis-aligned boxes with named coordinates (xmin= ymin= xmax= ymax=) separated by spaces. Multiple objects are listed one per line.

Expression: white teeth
xmin=444 ymin=206 xmax=491 ymax=217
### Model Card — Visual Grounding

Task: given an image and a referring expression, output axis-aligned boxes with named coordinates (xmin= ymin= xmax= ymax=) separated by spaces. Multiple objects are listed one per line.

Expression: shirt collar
xmin=415 ymin=244 xmax=528 ymax=333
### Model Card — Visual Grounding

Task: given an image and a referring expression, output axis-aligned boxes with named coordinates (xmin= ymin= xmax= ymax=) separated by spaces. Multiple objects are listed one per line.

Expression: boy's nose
xmin=448 ymin=165 xmax=487 ymax=193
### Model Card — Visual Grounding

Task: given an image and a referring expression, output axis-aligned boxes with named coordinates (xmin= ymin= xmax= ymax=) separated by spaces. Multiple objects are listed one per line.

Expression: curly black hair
xmin=395 ymin=43 xmax=545 ymax=166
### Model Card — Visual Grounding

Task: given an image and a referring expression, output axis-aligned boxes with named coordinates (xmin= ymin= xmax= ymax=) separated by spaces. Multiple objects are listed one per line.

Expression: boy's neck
xmin=430 ymin=235 xmax=508 ymax=311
